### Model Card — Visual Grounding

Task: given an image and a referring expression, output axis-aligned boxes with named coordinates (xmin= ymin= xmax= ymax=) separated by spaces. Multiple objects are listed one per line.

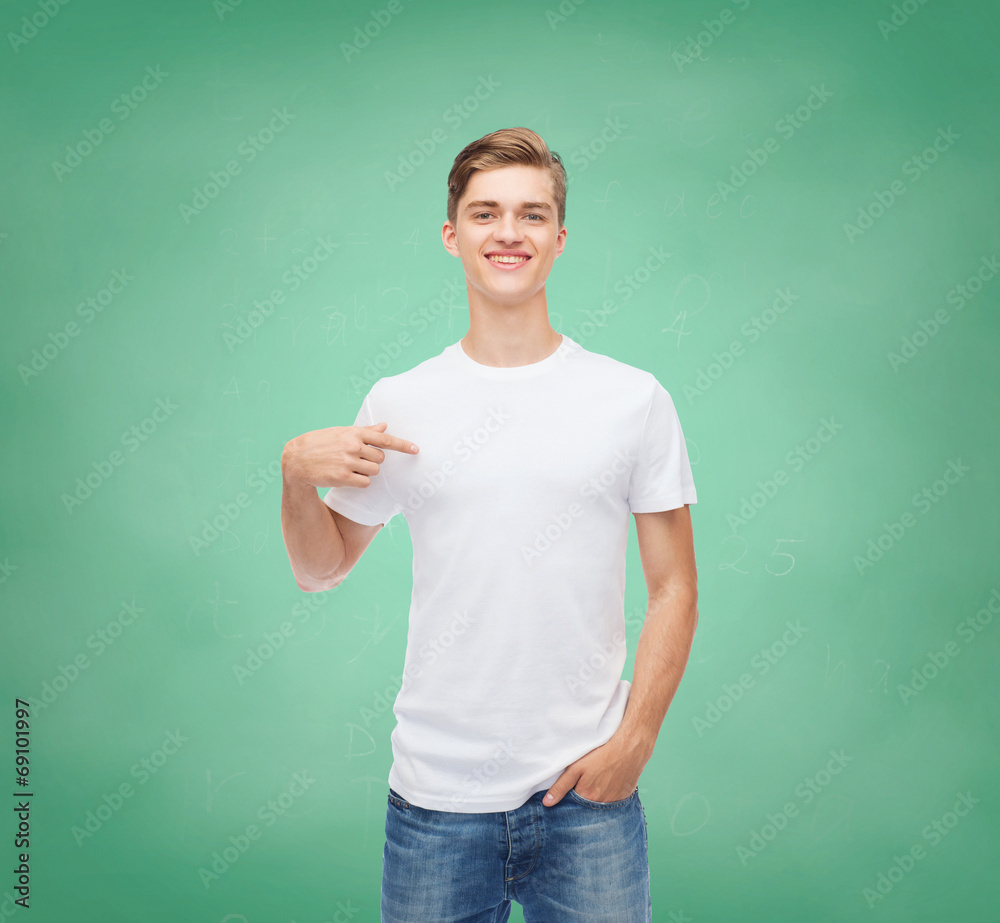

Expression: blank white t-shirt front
xmin=323 ymin=333 xmax=697 ymax=812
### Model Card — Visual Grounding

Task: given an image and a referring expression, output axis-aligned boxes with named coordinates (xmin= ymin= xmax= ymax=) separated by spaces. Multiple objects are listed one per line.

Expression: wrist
xmin=614 ymin=722 xmax=655 ymax=761
xmin=280 ymin=442 xmax=307 ymax=488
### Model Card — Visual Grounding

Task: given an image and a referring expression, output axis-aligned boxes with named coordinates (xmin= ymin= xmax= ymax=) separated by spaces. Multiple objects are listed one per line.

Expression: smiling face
xmin=442 ymin=164 xmax=567 ymax=310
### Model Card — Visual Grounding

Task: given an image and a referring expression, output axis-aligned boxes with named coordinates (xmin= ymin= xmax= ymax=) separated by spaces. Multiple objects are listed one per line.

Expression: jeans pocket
xmin=567 ymin=786 xmax=638 ymax=809
xmin=387 ymin=788 xmax=412 ymax=810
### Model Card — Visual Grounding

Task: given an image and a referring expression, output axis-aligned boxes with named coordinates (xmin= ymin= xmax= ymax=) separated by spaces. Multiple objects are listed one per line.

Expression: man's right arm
xmin=280 ymin=479 xmax=353 ymax=591
xmin=279 ymin=421 xmax=418 ymax=592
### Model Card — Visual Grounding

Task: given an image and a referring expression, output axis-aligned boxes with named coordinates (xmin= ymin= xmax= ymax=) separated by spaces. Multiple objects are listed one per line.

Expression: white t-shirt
xmin=323 ymin=333 xmax=697 ymax=812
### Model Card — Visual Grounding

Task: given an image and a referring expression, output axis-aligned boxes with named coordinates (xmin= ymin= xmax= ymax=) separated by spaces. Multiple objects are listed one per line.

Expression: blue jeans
xmin=381 ymin=786 xmax=651 ymax=922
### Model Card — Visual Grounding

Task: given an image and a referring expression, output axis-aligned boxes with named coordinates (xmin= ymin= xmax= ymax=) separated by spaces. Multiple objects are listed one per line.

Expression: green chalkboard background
xmin=2 ymin=0 xmax=998 ymax=920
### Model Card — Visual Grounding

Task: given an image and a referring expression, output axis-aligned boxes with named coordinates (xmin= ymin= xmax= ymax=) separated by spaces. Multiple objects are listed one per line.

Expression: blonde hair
xmin=446 ymin=127 xmax=566 ymax=229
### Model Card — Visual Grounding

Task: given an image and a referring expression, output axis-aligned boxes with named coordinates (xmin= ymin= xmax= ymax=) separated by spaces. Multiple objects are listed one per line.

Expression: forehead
xmin=461 ymin=164 xmax=555 ymax=206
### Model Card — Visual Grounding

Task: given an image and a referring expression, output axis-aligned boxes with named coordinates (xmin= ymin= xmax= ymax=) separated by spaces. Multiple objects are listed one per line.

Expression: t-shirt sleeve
xmin=627 ymin=379 xmax=698 ymax=513
xmin=322 ymin=390 xmax=402 ymax=527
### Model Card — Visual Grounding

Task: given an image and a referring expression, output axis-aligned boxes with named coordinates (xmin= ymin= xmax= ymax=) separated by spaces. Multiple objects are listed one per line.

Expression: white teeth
xmin=488 ymin=255 xmax=528 ymax=263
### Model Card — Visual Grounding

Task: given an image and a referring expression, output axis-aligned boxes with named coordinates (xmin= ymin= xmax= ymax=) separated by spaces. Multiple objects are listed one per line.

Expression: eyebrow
xmin=464 ymin=200 xmax=553 ymax=213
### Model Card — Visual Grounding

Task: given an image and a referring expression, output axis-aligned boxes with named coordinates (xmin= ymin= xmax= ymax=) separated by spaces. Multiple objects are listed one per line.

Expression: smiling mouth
xmin=485 ymin=255 xmax=531 ymax=267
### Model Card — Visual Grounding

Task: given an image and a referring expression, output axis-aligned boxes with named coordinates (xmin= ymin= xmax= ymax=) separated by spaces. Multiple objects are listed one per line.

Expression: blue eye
xmin=473 ymin=212 xmax=545 ymax=221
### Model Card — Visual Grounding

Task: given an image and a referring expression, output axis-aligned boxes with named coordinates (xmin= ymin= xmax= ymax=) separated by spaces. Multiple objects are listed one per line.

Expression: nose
xmin=492 ymin=212 xmax=521 ymax=244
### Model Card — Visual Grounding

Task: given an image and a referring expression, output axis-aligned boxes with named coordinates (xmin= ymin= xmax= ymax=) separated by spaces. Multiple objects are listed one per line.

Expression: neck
xmin=460 ymin=320 xmax=562 ymax=368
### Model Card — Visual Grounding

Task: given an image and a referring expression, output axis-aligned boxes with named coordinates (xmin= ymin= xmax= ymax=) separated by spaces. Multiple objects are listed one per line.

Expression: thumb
xmin=542 ymin=771 xmax=579 ymax=807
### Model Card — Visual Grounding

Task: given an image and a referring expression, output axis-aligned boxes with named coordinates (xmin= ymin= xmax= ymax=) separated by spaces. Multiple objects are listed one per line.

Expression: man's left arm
xmin=543 ymin=504 xmax=698 ymax=805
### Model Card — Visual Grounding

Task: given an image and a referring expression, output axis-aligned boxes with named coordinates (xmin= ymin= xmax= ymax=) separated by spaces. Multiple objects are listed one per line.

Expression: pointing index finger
xmin=370 ymin=424 xmax=419 ymax=454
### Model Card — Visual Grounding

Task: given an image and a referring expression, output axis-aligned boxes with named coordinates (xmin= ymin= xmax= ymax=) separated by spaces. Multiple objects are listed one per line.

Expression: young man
xmin=280 ymin=127 xmax=698 ymax=922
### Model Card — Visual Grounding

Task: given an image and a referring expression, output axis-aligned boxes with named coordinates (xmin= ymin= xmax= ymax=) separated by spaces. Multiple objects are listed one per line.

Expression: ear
xmin=554 ymin=224 xmax=567 ymax=258
xmin=441 ymin=221 xmax=461 ymax=258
